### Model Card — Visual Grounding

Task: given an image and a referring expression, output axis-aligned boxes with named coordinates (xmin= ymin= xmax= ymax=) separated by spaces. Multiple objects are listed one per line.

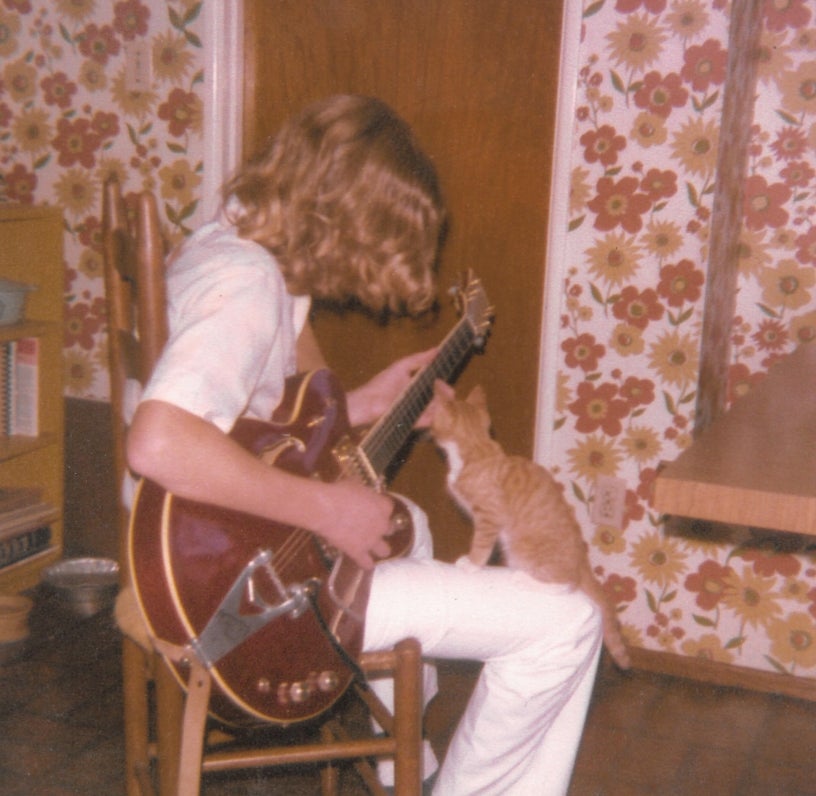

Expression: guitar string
xmin=248 ymin=317 xmax=478 ymax=583
xmin=363 ymin=323 xmax=474 ymax=474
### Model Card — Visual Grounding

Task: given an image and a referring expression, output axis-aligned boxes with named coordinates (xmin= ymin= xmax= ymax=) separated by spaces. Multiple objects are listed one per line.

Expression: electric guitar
xmin=128 ymin=272 xmax=493 ymax=726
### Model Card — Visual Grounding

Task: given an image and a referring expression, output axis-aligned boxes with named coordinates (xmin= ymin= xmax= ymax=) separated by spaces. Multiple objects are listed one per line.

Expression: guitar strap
xmin=306 ymin=583 xmax=367 ymax=686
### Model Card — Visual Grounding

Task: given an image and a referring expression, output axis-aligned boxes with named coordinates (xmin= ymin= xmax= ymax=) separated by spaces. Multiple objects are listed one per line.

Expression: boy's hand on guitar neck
xmin=346 ymin=347 xmax=438 ymax=427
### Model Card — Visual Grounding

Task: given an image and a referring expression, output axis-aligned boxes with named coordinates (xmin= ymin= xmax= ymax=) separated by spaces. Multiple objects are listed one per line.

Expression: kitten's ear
xmin=466 ymin=384 xmax=488 ymax=409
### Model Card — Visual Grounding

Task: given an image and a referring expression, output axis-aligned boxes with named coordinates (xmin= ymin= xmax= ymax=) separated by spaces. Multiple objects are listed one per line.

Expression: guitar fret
xmin=361 ymin=320 xmax=475 ymax=476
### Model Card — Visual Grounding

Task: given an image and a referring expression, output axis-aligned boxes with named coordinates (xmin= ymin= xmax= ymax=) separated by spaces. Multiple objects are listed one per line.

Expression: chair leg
xmin=155 ymin=657 xmax=185 ymax=795
xmin=393 ymin=638 xmax=423 ymax=796
xmin=123 ymin=637 xmax=154 ymax=796
xmin=320 ymin=723 xmax=339 ymax=795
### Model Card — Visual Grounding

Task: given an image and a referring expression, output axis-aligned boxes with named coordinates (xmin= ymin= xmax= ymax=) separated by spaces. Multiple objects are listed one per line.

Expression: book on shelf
xmin=0 ymin=490 xmax=56 ymax=572
xmin=0 ymin=524 xmax=51 ymax=570
xmin=0 ymin=337 xmax=39 ymax=437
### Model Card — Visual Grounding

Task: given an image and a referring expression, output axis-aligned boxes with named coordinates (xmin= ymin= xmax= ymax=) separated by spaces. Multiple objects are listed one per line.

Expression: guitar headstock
xmin=450 ymin=269 xmax=494 ymax=349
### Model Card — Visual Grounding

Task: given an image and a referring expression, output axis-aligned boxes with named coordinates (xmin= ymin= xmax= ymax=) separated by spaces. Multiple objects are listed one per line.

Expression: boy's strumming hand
xmin=314 ymin=480 xmax=399 ymax=570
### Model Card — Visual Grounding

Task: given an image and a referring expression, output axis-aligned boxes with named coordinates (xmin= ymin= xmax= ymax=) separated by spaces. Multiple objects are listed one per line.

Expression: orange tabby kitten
xmin=429 ymin=380 xmax=630 ymax=669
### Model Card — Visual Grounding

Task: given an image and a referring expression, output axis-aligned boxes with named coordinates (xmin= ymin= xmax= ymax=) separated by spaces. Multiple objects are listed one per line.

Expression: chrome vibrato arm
xmin=188 ymin=549 xmax=317 ymax=668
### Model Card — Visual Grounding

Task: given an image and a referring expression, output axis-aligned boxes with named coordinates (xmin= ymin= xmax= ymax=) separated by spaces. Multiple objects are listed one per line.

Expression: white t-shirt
xmin=141 ymin=216 xmax=311 ymax=432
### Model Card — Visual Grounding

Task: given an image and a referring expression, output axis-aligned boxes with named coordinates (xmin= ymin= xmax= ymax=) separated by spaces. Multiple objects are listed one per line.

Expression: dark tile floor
xmin=3 ymin=586 xmax=816 ymax=795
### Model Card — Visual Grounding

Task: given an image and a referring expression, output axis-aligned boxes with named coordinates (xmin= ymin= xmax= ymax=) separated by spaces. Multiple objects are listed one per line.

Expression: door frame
xmin=201 ymin=0 xmax=244 ymax=222
xmin=534 ymin=0 xmax=582 ymax=466
xmin=204 ymin=0 xmax=582 ymax=467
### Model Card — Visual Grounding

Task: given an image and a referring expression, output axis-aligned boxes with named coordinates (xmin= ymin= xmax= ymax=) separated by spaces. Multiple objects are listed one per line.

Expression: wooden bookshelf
xmin=0 ymin=204 xmax=64 ymax=592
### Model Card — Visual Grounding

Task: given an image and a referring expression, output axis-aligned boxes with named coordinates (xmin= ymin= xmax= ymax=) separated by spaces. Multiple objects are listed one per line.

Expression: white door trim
xmin=202 ymin=0 xmax=244 ymax=222
xmin=534 ymin=0 xmax=582 ymax=466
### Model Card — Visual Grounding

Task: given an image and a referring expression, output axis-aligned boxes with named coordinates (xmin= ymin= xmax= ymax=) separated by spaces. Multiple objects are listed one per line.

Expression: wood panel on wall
xmin=244 ymin=0 xmax=563 ymax=560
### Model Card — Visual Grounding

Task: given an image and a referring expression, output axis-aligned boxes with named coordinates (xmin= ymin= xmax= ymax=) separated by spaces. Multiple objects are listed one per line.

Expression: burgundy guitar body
xmin=129 ymin=370 xmax=401 ymax=726
xmin=128 ymin=273 xmax=493 ymax=727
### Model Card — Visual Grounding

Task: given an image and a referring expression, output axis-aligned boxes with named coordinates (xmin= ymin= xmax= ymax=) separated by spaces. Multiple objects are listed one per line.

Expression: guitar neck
xmin=360 ymin=317 xmax=477 ymax=478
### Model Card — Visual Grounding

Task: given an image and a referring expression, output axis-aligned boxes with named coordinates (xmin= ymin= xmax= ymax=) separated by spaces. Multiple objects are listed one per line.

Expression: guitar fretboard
xmin=360 ymin=318 xmax=476 ymax=478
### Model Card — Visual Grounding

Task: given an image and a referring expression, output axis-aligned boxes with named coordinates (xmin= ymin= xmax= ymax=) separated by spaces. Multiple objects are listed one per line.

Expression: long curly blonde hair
xmin=223 ymin=95 xmax=445 ymax=315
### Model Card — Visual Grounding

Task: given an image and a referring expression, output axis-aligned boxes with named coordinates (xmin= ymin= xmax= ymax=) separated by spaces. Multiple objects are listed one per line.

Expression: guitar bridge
xmin=188 ymin=549 xmax=316 ymax=668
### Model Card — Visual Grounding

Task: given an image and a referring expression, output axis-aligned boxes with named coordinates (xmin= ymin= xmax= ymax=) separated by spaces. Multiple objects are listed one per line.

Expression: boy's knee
xmin=529 ymin=583 xmax=602 ymax=655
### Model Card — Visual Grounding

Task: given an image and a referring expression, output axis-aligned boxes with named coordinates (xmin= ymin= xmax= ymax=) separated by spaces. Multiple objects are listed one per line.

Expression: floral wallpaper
xmin=0 ymin=0 xmax=206 ymax=401
xmin=556 ymin=0 xmax=816 ymax=677
xmin=2 ymin=0 xmax=816 ymax=679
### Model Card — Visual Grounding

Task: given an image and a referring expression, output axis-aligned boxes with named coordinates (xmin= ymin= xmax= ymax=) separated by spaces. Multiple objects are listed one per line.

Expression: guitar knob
xmin=317 ymin=670 xmax=340 ymax=692
xmin=290 ymin=680 xmax=313 ymax=703
xmin=256 ymin=677 xmax=271 ymax=694
xmin=390 ymin=512 xmax=410 ymax=533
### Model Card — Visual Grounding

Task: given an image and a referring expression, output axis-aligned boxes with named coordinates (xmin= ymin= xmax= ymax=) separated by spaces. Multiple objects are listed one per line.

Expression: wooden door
xmin=244 ymin=0 xmax=564 ymax=560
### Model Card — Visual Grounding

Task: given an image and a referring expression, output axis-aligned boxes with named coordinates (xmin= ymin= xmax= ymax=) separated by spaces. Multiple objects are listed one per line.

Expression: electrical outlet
xmin=124 ymin=41 xmax=151 ymax=93
xmin=592 ymin=474 xmax=626 ymax=528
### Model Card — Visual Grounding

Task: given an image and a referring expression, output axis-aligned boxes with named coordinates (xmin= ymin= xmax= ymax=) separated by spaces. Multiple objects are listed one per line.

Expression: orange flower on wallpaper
xmin=647 ymin=329 xmax=698 ymax=386
xmin=77 ymin=23 xmax=121 ymax=64
xmin=586 ymin=232 xmax=642 ymax=285
xmin=777 ymin=59 xmax=816 ymax=118
xmin=657 ymin=258 xmax=704 ymax=307
xmin=0 ymin=10 xmax=21 ymax=57
xmin=567 ymin=434 xmax=624 ymax=480
xmin=763 ymin=0 xmax=812 ymax=32
xmin=743 ymin=174 xmax=792 ymax=231
xmin=11 ymin=107 xmax=52 ymax=155
xmin=669 ymin=115 xmax=719 ymax=178
xmin=681 ymin=633 xmax=734 ymax=664
xmin=684 ymin=559 xmax=734 ymax=611
xmin=602 ymin=572 xmax=637 ymax=606
xmin=4 ymin=57 xmax=37 ymax=103
xmin=736 ymin=227 xmax=773 ymax=278
xmin=580 ymin=124 xmax=627 ymax=168
xmin=680 ymin=38 xmax=728 ymax=92
xmin=562 ymin=333 xmax=606 ymax=373
xmin=791 ymin=310 xmax=816 ymax=344
xmin=612 ymin=285 xmax=664 ymax=328
xmin=588 ymin=176 xmax=652 ymax=233
xmin=633 ymin=71 xmax=689 ymax=119
xmin=568 ymin=381 xmax=630 ymax=436
xmin=593 ymin=525 xmax=627 ymax=555
xmin=630 ymin=530 xmax=688 ymax=588
xmin=609 ymin=323 xmax=645 ymax=357
xmin=606 ymin=12 xmax=667 ymax=71
xmin=759 ymin=258 xmax=815 ymax=310
xmin=621 ymin=425 xmax=662 ymax=463
xmin=722 ymin=567 xmax=783 ymax=630
xmin=630 ymin=111 xmax=668 ymax=147
xmin=768 ymin=612 xmax=816 ymax=670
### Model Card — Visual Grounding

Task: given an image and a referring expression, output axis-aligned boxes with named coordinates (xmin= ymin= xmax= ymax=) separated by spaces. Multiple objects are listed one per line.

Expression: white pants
xmin=364 ymin=500 xmax=602 ymax=796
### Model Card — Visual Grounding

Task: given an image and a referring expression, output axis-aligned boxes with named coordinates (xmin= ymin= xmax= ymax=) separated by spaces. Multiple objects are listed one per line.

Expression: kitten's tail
xmin=579 ymin=567 xmax=631 ymax=670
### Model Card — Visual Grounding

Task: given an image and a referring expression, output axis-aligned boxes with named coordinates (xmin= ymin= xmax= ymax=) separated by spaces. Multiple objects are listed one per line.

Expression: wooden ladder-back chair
xmin=102 ymin=177 xmax=424 ymax=796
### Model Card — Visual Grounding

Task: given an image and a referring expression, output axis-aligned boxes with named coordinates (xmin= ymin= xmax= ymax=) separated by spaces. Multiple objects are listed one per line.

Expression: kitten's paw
xmin=454 ymin=555 xmax=483 ymax=572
